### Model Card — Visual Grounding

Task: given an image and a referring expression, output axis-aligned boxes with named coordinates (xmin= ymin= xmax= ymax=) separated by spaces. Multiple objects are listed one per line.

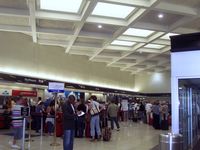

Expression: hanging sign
xmin=48 ymin=82 xmax=64 ymax=93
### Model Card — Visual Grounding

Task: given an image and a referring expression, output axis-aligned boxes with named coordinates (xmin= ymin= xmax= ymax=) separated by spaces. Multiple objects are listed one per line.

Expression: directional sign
xmin=48 ymin=82 xmax=64 ymax=93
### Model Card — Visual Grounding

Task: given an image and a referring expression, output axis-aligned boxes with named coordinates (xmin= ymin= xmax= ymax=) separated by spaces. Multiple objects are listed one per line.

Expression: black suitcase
xmin=161 ymin=120 xmax=169 ymax=130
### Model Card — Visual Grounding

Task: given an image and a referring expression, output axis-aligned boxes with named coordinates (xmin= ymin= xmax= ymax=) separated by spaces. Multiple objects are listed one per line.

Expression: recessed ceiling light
xmin=123 ymin=28 xmax=154 ymax=37
xmin=92 ymin=2 xmax=135 ymax=19
xmin=98 ymin=25 xmax=102 ymax=28
xmin=161 ymin=33 xmax=178 ymax=40
xmin=40 ymin=0 xmax=83 ymax=13
xmin=111 ymin=40 xmax=136 ymax=47
xmin=144 ymin=44 xmax=165 ymax=49
xmin=158 ymin=13 xmax=164 ymax=19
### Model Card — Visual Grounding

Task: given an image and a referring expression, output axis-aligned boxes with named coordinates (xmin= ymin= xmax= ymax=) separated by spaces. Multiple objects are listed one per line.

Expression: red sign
xmin=12 ymin=90 xmax=37 ymax=97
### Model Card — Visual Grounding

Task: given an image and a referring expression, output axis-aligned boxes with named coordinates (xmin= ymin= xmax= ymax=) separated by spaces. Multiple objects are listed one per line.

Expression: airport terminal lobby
xmin=0 ymin=0 xmax=200 ymax=150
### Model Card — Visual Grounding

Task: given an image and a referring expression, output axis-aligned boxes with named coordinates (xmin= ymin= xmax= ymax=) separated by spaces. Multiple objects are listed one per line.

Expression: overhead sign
xmin=12 ymin=90 xmax=37 ymax=97
xmin=0 ymin=89 xmax=12 ymax=96
xmin=48 ymin=82 xmax=64 ymax=93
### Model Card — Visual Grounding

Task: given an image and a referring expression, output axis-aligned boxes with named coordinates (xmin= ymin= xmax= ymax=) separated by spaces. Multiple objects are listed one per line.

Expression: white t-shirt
xmin=121 ymin=100 xmax=128 ymax=111
xmin=145 ymin=103 xmax=152 ymax=113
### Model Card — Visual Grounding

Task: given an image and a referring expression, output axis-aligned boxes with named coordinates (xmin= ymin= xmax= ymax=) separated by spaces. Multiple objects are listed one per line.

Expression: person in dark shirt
xmin=139 ymin=102 xmax=145 ymax=122
xmin=62 ymin=94 xmax=76 ymax=150
xmin=76 ymin=99 xmax=86 ymax=138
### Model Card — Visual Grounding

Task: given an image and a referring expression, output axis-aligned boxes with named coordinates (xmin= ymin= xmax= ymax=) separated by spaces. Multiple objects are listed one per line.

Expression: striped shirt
xmin=12 ymin=104 xmax=23 ymax=128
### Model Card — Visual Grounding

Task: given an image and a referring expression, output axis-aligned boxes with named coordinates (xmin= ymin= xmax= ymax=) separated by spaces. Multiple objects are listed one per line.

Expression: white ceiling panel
xmin=92 ymin=2 xmax=135 ymax=19
xmin=40 ymin=0 xmax=83 ymax=13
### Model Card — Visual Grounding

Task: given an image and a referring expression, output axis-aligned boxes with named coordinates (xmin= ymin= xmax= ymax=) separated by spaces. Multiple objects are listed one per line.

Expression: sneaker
xmin=11 ymin=144 xmax=21 ymax=149
xmin=117 ymin=128 xmax=120 ymax=131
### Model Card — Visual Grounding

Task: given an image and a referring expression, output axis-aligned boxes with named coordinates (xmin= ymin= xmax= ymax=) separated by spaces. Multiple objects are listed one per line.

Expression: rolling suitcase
xmin=161 ymin=120 xmax=169 ymax=130
xmin=102 ymin=127 xmax=111 ymax=141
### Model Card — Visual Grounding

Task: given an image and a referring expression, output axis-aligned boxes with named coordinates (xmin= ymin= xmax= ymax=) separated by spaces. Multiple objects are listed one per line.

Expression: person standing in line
xmin=138 ymin=101 xmax=145 ymax=123
xmin=145 ymin=101 xmax=152 ymax=124
xmin=35 ymin=100 xmax=44 ymax=133
xmin=152 ymin=101 xmax=160 ymax=129
xmin=45 ymin=101 xmax=55 ymax=136
xmin=9 ymin=97 xmax=24 ymax=149
xmin=62 ymin=94 xmax=76 ymax=150
xmin=89 ymin=95 xmax=102 ymax=141
xmin=76 ymin=99 xmax=86 ymax=138
xmin=107 ymin=100 xmax=120 ymax=131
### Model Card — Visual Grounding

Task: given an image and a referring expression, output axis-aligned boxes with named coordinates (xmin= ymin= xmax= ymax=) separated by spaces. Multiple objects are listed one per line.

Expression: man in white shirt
xmin=145 ymin=101 xmax=152 ymax=124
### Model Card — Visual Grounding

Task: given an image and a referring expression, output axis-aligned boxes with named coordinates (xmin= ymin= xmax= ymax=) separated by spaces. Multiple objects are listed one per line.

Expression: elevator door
xmin=179 ymin=79 xmax=200 ymax=149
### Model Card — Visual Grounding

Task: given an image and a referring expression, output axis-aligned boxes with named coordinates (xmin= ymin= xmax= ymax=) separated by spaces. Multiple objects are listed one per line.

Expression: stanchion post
xmin=50 ymin=93 xmax=60 ymax=146
xmin=41 ymin=112 xmax=43 ymax=136
xmin=21 ymin=117 xmax=26 ymax=150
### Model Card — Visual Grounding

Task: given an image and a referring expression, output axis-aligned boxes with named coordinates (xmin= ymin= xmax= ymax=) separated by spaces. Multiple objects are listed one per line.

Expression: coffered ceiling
xmin=0 ymin=0 xmax=200 ymax=74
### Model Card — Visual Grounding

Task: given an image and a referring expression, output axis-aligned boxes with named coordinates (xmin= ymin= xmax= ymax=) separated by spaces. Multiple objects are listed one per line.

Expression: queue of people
xmin=127 ymin=100 xmax=171 ymax=130
xmin=2 ymin=94 xmax=170 ymax=150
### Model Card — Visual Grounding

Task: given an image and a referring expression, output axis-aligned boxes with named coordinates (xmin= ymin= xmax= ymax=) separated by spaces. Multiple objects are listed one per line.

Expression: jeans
xmin=90 ymin=115 xmax=101 ymax=138
xmin=63 ymin=130 xmax=74 ymax=150
xmin=110 ymin=117 xmax=120 ymax=130
xmin=13 ymin=127 xmax=23 ymax=140
xmin=77 ymin=117 xmax=85 ymax=137
xmin=46 ymin=122 xmax=54 ymax=133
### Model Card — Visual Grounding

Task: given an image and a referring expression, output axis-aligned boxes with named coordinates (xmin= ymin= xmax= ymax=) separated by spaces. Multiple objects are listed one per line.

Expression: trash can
xmin=159 ymin=133 xmax=183 ymax=150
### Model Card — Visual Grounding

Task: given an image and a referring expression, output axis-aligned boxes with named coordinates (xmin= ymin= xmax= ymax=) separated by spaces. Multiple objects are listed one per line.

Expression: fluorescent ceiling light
xmin=40 ymin=0 xmax=83 ymax=13
xmin=161 ymin=33 xmax=178 ymax=40
xmin=144 ymin=44 xmax=165 ymax=49
xmin=92 ymin=2 xmax=135 ymax=19
xmin=98 ymin=25 xmax=102 ymax=28
xmin=158 ymin=13 xmax=164 ymax=19
xmin=111 ymin=40 xmax=136 ymax=46
xmin=123 ymin=28 xmax=154 ymax=37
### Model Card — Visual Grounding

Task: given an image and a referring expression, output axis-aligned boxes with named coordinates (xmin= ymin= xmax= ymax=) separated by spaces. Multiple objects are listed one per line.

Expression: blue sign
xmin=48 ymin=82 xmax=64 ymax=93
xmin=48 ymin=89 xmax=64 ymax=93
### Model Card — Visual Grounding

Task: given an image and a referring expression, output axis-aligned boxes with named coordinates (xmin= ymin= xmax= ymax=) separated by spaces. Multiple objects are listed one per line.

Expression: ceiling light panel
xmin=111 ymin=40 xmax=136 ymax=47
xmin=123 ymin=28 xmax=154 ymax=37
xmin=40 ymin=0 xmax=83 ymax=13
xmin=161 ymin=33 xmax=178 ymax=40
xmin=144 ymin=44 xmax=165 ymax=49
xmin=92 ymin=2 xmax=135 ymax=19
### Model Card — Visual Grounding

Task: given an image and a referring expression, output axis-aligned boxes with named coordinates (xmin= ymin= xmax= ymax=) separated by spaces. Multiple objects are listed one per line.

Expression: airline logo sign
xmin=0 ymin=89 xmax=12 ymax=96
xmin=12 ymin=90 xmax=37 ymax=97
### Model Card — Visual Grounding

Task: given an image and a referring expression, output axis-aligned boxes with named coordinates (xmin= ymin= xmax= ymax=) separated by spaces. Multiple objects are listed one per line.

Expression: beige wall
xmin=0 ymin=32 xmax=135 ymax=91
xmin=134 ymin=72 xmax=171 ymax=93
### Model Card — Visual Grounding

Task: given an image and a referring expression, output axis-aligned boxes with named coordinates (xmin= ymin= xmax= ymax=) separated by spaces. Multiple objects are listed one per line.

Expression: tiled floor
xmin=0 ymin=122 xmax=167 ymax=150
